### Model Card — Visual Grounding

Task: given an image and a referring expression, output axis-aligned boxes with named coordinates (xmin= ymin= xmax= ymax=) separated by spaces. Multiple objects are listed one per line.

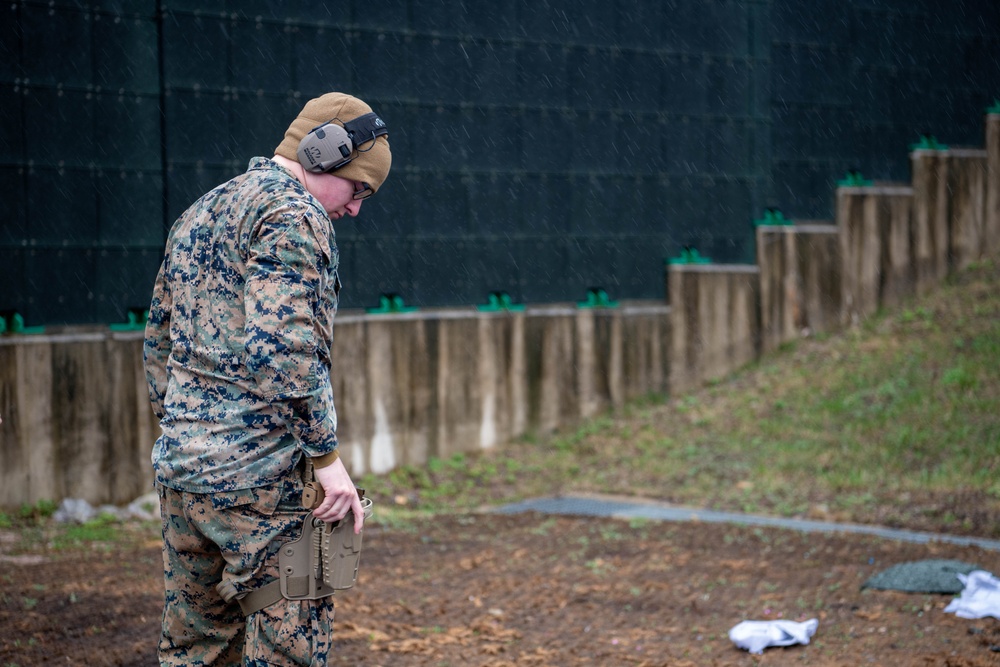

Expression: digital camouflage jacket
xmin=144 ymin=157 xmax=341 ymax=493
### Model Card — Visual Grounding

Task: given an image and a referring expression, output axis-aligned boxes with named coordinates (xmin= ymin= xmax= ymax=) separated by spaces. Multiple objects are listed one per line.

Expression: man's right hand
xmin=311 ymin=456 xmax=365 ymax=534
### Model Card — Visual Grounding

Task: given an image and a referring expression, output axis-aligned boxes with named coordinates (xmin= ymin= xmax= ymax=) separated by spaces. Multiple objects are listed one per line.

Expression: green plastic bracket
xmin=367 ymin=293 xmax=418 ymax=315
xmin=753 ymin=208 xmax=792 ymax=226
xmin=110 ymin=308 xmax=149 ymax=332
xmin=477 ymin=291 xmax=525 ymax=312
xmin=0 ymin=311 xmax=45 ymax=335
xmin=988 ymin=99 xmax=1000 ymax=114
xmin=910 ymin=134 xmax=948 ymax=151
xmin=577 ymin=288 xmax=618 ymax=309
xmin=837 ymin=170 xmax=873 ymax=187
xmin=667 ymin=247 xmax=712 ymax=265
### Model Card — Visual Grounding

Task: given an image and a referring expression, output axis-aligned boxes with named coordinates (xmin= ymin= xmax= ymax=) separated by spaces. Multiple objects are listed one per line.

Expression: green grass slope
xmin=364 ymin=258 xmax=1000 ymax=537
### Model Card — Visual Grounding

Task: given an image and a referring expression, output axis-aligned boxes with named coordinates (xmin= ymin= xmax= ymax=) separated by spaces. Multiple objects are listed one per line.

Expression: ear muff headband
xmin=297 ymin=112 xmax=389 ymax=174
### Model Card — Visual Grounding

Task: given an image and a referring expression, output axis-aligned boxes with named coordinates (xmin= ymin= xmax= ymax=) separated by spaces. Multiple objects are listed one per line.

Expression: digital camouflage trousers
xmin=157 ymin=472 xmax=336 ymax=666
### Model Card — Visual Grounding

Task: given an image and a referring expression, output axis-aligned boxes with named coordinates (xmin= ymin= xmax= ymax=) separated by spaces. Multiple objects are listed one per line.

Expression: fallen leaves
xmin=337 ymin=614 xmax=524 ymax=656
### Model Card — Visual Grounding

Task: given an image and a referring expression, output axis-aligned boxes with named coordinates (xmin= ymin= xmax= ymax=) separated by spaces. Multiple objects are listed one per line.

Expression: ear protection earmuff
xmin=297 ymin=112 xmax=388 ymax=173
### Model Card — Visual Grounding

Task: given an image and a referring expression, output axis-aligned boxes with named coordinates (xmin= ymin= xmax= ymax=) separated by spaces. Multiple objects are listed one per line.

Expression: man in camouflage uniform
xmin=144 ymin=92 xmax=391 ymax=666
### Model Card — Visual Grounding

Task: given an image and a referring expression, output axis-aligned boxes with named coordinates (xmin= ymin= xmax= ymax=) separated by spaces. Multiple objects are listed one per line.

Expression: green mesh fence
xmin=2 ymin=0 xmax=999 ymax=325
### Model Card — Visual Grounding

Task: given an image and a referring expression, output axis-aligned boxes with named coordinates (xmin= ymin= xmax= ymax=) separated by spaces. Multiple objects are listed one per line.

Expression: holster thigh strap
xmin=231 ymin=572 xmax=317 ymax=616
xmin=237 ymin=580 xmax=284 ymax=616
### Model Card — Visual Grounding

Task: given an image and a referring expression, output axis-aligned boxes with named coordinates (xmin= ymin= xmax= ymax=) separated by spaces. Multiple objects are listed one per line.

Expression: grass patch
xmin=54 ymin=514 xmax=123 ymax=549
xmin=3 ymin=510 xmax=162 ymax=554
xmin=17 ymin=499 xmax=59 ymax=524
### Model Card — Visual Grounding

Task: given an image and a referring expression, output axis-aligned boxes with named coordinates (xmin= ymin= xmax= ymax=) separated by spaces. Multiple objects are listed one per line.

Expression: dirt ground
xmin=2 ymin=510 xmax=1000 ymax=667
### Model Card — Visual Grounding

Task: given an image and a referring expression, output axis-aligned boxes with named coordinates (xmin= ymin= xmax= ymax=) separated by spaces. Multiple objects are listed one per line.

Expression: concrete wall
xmin=1 ymin=114 xmax=998 ymax=508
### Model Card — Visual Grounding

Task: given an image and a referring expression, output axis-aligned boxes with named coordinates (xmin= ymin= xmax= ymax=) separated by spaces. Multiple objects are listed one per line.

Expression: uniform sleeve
xmin=244 ymin=210 xmax=338 ymax=458
xmin=143 ymin=256 xmax=172 ymax=420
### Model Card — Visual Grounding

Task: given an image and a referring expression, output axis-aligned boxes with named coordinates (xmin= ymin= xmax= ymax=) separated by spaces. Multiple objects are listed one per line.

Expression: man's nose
xmin=346 ymin=200 xmax=362 ymax=217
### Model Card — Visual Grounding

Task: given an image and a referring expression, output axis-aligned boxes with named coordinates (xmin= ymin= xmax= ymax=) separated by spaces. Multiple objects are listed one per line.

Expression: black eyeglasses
xmin=353 ymin=182 xmax=373 ymax=200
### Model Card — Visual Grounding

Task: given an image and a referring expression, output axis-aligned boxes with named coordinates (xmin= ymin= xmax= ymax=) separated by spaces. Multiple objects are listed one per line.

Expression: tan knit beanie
xmin=274 ymin=92 xmax=392 ymax=195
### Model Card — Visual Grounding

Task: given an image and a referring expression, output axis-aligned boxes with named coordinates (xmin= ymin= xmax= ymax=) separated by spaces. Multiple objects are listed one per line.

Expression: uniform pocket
xmin=209 ymin=484 xmax=283 ymax=516
xmin=250 ymin=484 xmax=283 ymax=516
xmin=210 ymin=487 xmax=257 ymax=511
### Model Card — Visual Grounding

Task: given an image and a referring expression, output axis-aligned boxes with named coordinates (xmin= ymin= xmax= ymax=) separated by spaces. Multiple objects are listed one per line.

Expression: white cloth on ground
xmin=944 ymin=570 xmax=1000 ymax=619
xmin=728 ymin=618 xmax=819 ymax=654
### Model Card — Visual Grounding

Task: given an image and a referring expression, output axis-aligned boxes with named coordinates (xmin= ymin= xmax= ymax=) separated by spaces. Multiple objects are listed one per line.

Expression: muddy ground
xmin=2 ymin=510 xmax=1000 ymax=666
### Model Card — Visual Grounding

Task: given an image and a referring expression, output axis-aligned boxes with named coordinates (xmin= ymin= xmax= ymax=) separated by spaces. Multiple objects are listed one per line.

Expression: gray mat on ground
xmin=861 ymin=559 xmax=980 ymax=593
xmin=494 ymin=496 xmax=1000 ymax=552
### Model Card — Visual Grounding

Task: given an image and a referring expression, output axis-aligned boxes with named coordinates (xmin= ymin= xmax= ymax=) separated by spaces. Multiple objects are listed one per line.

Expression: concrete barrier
xmin=667 ymin=264 xmax=760 ymax=394
xmin=756 ymin=223 xmax=841 ymax=352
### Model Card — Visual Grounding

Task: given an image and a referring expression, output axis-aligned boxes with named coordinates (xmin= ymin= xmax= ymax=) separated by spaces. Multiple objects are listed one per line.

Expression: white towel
xmin=728 ymin=618 xmax=819 ymax=654
xmin=944 ymin=570 xmax=1000 ymax=619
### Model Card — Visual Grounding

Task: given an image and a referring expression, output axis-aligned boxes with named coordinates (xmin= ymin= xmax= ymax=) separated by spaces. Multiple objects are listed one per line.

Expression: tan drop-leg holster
xmin=216 ymin=459 xmax=373 ymax=616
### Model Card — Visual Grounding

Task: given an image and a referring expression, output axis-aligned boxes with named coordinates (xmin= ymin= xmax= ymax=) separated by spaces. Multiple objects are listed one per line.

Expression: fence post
xmin=985 ymin=113 xmax=1000 ymax=257
xmin=945 ymin=149 xmax=990 ymax=272
xmin=910 ymin=150 xmax=951 ymax=295
xmin=668 ymin=263 xmax=760 ymax=394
